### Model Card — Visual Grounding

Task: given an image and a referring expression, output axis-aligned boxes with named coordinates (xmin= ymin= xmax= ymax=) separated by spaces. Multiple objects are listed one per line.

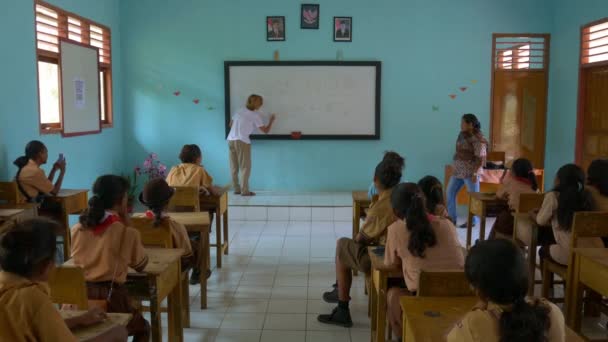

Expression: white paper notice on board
xmin=74 ymin=78 xmax=86 ymax=109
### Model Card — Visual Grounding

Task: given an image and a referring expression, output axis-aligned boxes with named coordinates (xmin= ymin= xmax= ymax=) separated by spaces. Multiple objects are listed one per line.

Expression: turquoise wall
xmin=119 ymin=0 xmax=553 ymax=191
xmin=545 ymin=1 xmax=608 ymax=181
xmin=0 ymin=0 xmax=123 ymax=189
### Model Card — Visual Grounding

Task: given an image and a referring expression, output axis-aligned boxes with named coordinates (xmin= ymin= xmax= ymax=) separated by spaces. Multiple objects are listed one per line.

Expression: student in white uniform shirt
xmin=227 ymin=94 xmax=276 ymax=196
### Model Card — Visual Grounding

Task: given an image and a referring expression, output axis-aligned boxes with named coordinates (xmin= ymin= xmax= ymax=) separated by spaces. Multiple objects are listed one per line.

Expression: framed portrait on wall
xmin=267 ymin=16 xmax=286 ymax=41
xmin=333 ymin=17 xmax=352 ymax=42
xmin=301 ymin=4 xmax=319 ymax=29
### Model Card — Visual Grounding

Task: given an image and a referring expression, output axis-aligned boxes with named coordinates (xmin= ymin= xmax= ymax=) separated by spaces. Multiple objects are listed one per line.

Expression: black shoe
xmin=459 ymin=223 xmax=468 ymax=228
xmin=332 ymin=282 xmax=337 ymax=288
xmin=317 ymin=307 xmax=353 ymax=328
xmin=190 ymin=269 xmax=201 ymax=285
xmin=323 ymin=287 xmax=339 ymax=303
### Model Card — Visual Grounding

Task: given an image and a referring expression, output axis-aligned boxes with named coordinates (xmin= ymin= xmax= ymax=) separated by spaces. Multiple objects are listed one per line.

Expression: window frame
xmin=34 ymin=0 xmax=113 ymax=134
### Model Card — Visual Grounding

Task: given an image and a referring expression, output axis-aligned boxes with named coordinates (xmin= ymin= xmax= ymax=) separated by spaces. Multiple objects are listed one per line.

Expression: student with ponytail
xmin=417 ymin=175 xmax=449 ymax=218
xmin=587 ymin=159 xmax=608 ymax=246
xmin=13 ymin=140 xmax=66 ymax=202
xmin=70 ymin=175 xmax=150 ymax=342
xmin=0 ymin=218 xmax=127 ymax=341
xmin=385 ymin=183 xmax=465 ymax=338
xmin=448 ymin=239 xmax=564 ymax=341
xmin=139 ymin=178 xmax=199 ymax=283
xmin=531 ymin=164 xmax=603 ymax=266
xmin=489 ymin=158 xmax=539 ymax=239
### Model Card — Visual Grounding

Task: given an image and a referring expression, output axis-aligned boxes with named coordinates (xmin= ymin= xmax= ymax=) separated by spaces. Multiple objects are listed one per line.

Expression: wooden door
xmin=578 ymin=65 xmax=608 ymax=169
xmin=490 ymin=34 xmax=550 ymax=168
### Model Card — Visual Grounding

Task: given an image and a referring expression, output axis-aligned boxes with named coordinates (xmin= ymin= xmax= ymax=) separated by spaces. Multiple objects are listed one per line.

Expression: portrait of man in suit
xmin=334 ymin=17 xmax=352 ymax=42
xmin=267 ymin=17 xmax=285 ymax=41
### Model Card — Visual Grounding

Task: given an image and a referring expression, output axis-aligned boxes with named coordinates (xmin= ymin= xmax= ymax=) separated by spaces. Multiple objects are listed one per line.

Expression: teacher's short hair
xmin=246 ymin=94 xmax=263 ymax=111
xmin=179 ymin=144 xmax=202 ymax=164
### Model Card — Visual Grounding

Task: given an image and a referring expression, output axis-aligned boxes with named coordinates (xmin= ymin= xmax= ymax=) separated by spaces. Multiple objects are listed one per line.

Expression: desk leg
xmin=568 ymin=255 xmax=584 ymax=332
xmin=353 ymin=203 xmax=360 ymax=277
xmin=149 ymin=282 xmax=162 ymax=342
xmin=370 ymin=276 xmax=377 ymax=338
xmin=527 ymin=226 xmax=538 ymax=296
xmin=181 ymin=272 xmax=190 ymax=328
xmin=168 ymin=276 xmax=184 ymax=342
xmin=376 ymin=275 xmax=388 ymax=342
xmin=223 ymin=211 xmax=229 ymax=255
xmin=215 ymin=208 xmax=222 ymax=268
xmin=479 ymin=210 xmax=487 ymax=242
xmin=61 ymin=210 xmax=71 ymax=260
xmin=200 ymin=228 xmax=209 ymax=309
xmin=466 ymin=209 xmax=474 ymax=249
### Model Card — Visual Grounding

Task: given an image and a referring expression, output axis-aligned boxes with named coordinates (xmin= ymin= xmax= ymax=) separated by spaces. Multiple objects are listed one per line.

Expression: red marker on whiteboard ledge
xmin=291 ymin=131 xmax=302 ymax=139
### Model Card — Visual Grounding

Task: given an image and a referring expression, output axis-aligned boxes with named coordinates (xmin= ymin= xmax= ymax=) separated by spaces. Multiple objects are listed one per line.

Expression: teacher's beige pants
xmin=228 ymin=140 xmax=252 ymax=193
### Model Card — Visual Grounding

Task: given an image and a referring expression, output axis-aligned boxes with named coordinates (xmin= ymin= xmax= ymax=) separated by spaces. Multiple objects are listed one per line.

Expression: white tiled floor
xmin=145 ymin=207 xmax=607 ymax=341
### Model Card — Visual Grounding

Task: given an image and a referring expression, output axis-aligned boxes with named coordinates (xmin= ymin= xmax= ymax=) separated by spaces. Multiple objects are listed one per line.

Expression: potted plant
xmin=125 ymin=153 xmax=168 ymax=213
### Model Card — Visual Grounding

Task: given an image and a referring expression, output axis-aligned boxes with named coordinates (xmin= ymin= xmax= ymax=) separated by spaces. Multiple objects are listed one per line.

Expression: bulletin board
xmin=59 ymin=39 xmax=101 ymax=137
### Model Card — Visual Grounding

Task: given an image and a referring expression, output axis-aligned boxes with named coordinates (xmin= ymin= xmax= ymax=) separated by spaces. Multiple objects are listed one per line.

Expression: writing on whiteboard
xmin=74 ymin=78 xmax=86 ymax=109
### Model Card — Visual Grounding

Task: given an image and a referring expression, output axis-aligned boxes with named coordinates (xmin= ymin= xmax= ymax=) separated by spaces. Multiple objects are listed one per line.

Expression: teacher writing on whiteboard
xmin=227 ymin=94 xmax=276 ymax=196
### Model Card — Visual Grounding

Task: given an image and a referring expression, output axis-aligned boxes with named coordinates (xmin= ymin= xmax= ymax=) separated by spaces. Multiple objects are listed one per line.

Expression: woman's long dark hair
xmin=466 ymin=239 xmax=551 ymax=342
xmin=0 ymin=218 xmax=59 ymax=278
xmin=587 ymin=159 xmax=608 ymax=196
xmin=553 ymin=164 xmax=593 ymax=231
xmin=80 ymin=175 xmax=129 ymax=227
xmin=391 ymin=183 xmax=436 ymax=258
xmin=417 ymin=176 xmax=445 ymax=215
xmin=13 ymin=141 xmax=47 ymax=200
xmin=511 ymin=158 xmax=538 ymax=191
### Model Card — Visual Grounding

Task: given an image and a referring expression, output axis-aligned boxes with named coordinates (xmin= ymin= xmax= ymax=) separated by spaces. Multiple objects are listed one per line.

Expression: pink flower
xmin=143 ymin=159 xmax=152 ymax=169
xmin=150 ymin=153 xmax=158 ymax=160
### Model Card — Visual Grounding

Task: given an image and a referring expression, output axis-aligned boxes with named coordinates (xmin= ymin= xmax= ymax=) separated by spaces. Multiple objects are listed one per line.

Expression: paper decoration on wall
xmin=471 ymin=80 xmax=478 ymax=84
xmin=274 ymin=50 xmax=280 ymax=61
xmin=459 ymin=87 xmax=468 ymax=92
xmin=449 ymin=94 xmax=457 ymax=99
xmin=291 ymin=131 xmax=302 ymax=139
xmin=207 ymin=106 xmax=215 ymax=110
xmin=432 ymin=105 xmax=439 ymax=112
xmin=173 ymin=91 xmax=181 ymax=96
xmin=193 ymin=99 xmax=200 ymax=104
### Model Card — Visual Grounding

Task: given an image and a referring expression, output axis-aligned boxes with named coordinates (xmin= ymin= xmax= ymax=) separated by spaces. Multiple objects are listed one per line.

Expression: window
xmin=582 ymin=19 xmax=608 ymax=65
xmin=35 ymin=1 xmax=113 ymax=132
xmin=494 ymin=36 xmax=547 ymax=71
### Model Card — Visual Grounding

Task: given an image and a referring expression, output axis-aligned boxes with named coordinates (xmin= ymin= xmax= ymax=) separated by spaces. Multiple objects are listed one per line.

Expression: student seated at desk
xmin=489 ymin=158 xmax=539 ymax=239
xmin=317 ymin=159 xmax=401 ymax=327
xmin=166 ymin=144 xmax=223 ymax=196
xmin=71 ymin=175 xmax=150 ymax=342
xmin=140 ymin=178 xmax=202 ymax=284
xmin=587 ymin=159 xmax=608 ymax=246
xmin=385 ymin=183 xmax=465 ymax=339
xmin=368 ymin=151 xmax=405 ymax=200
xmin=0 ymin=218 xmax=127 ymax=342
xmin=417 ymin=175 xmax=450 ymax=219
xmin=13 ymin=140 xmax=66 ymax=203
xmin=530 ymin=164 xmax=603 ymax=266
xmin=447 ymin=239 xmax=565 ymax=341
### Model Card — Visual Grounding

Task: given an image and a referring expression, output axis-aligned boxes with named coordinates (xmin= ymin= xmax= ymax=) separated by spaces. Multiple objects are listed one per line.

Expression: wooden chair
xmin=130 ymin=216 xmax=191 ymax=327
xmin=0 ymin=182 xmax=22 ymax=204
xmin=541 ymin=212 xmax=608 ymax=307
xmin=48 ymin=265 xmax=89 ymax=310
xmin=417 ymin=270 xmax=474 ymax=297
xmin=168 ymin=186 xmax=200 ymax=212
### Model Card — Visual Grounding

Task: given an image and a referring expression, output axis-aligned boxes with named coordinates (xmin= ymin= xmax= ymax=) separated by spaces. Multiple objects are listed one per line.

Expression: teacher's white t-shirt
xmin=227 ymin=108 xmax=265 ymax=144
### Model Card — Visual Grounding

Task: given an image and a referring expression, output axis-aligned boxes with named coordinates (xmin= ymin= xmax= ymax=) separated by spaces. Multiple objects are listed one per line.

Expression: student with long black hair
xmin=489 ymin=158 xmax=539 ymax=239
xmin=418 ymin=175 xmax=449 ymax=218
xmin=587 ymin=159 xmax=608 ymax=211
xmin=532 ymin=164 xmax=603 ymax=265
xmin=448 ymin=239 xmax=564 ymax=341
xmin=446 ymin=114 xmax=488 ymax=227
xmin=13 ymin=140 xmax=66 ymax=203
xmin=385 ymin=183 xmax=465 ymax=338
xmin=0 ymin=218 xmax=127 ymax=341
xmin=71 ymin=175 xmax=150 ymax=341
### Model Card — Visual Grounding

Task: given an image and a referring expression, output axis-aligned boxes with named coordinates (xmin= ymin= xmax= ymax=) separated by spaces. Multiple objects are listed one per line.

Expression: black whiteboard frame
xmin=224 ymin=60 xmax=381 ymax=140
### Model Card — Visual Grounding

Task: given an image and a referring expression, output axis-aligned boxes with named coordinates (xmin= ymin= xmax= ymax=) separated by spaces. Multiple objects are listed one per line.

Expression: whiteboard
xmin=60 ymin=40 xmax=101 ymax=137
xmin=225 ymin=61 xmax=381 ymax=139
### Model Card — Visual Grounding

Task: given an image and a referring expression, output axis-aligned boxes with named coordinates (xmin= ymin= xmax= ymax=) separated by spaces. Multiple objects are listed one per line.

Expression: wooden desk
xmin=0 ymin=208 xmax=25 ymax=224
xmin=169 ymin=212 xmax=210 ymax=309
xmin=46 ymin=189 xmax=89 ymax=259
xmin=199 ymin=192 xmax=228 ymax=268
xmin=60 ymin=310 xmax=131 ymax=341
xmin=465 ymin=192 xmax=507 ymax=249
xmin=66 ymin=248 xmax=185 ymax=342
xmin=368 ymin=246 xmax=402 ymax=342
xmin=352 ymin=191 xmax=372 ymax=276
xmin=567 ymin=248 xmax=608 ymax=333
